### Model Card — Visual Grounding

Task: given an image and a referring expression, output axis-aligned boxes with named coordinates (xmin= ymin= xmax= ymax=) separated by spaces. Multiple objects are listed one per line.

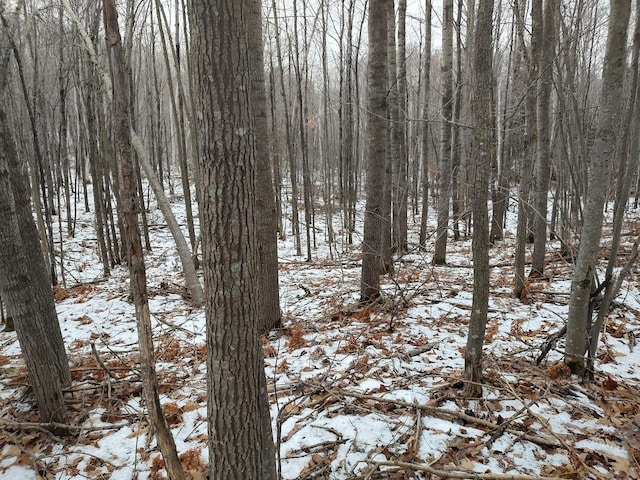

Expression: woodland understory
xmin=1 ymin=189 xmax=639 ymax=480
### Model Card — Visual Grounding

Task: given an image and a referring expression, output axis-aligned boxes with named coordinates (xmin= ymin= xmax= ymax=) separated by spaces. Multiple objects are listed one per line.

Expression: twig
xmin=325 ymin=387 xmax=560 ymax=448
xmin=535 ymin=325 xmax=567 ymax=365
xmin=372 ymin=460 xmax=568 ymax=479
xmin=0 ymin=418 xmax=128 ymax=433
xmin=91 ymin=343 xmax=116 ymax=379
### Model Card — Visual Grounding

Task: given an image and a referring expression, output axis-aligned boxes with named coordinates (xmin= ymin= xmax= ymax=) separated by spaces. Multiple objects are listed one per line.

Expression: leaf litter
xmin=0 ymin=193 xmax=639 ymax=479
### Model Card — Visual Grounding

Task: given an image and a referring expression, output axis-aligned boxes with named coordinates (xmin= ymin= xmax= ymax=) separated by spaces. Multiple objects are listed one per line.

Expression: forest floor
xmin=1 ymin=192 xmax=640 ymax=480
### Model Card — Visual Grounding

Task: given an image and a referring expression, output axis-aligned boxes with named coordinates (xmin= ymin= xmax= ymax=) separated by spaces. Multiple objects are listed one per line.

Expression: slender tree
xmin=419 ymin=0 xmax=432 ymax=248
xmin=249 ymin=0 xmax=281 ymax=331
xmin=514 ymin=0 xmax=542 ymax=299
xmin=433 ymin=0 xmax=454 ymax=265
xmin=103 ymin=0 xmax=185 ymax=477
xmin=463 ymin=0 xmax=495 ymax=398
xmin=361 ymin=0 xmax=389 ymax=302
xmin=530 ymin=0 xmax=560 ymax=275
xmin=565 ymin=0 xmax=631 ymax=375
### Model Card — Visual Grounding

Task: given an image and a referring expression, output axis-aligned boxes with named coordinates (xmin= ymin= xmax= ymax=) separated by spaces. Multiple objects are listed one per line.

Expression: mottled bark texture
xmin=188 ymin=1 xmax=277 ymax=478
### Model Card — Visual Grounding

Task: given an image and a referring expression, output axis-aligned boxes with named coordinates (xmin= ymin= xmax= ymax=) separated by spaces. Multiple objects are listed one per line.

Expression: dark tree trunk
xmin=0 ymin=42 xmax=71 ymax=430
xmin=361 ymin=0 xmax=389 ymax=302
xmin=249 ymin=0 xmax=281 ymax=331
xmin=189 ymin=0 xmax=278 ymax=477
xmin=463 ymin=0 xmax=495 ymax=398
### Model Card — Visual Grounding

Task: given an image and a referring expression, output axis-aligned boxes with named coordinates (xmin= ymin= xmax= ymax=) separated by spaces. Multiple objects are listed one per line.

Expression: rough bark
xmin=565 ymin=0 xmax=631 ymax=375
xmin=188 ymin=0 xmax=277 ymax=478
xmin=0 ymin=107 xmax=71 ymax=432
xmin=361 ymin=0 xmax=389 ymax=303
xmin=248 ymin=0 xmax=281 ymax=331
xmin=463 ymin=0 xmax=495 ymax=398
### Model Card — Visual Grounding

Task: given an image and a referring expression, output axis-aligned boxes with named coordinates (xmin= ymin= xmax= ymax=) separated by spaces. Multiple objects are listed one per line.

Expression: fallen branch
xmin=372 ymin=460 xmax=567 ymax=479
xmin=535 ymin=325 xmax=567 ymax=365
xmin=325 ymin=387 xmax=560 ymax=448
xmin=0 ymin=419 xmax=129 ymax=433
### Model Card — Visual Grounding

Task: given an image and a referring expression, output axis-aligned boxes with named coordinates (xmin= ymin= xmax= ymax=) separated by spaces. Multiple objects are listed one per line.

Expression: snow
xmin=1 ymin=185 xmax=640 ymax=479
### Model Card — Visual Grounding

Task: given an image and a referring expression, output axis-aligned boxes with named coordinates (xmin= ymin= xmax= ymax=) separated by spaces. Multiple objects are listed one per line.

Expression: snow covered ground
xmin=1 ymin=188 xmax=639 ymax=479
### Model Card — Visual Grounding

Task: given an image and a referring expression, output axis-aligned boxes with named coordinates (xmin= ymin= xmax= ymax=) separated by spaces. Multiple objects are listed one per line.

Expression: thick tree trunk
xmin=361 ymin=0 xmax=389 ymax=303
xmin=0 ymin=108 xmax=71 ymax=431
xmin=589 ymin=1 xmax=640 ymax=373
xmin=0 ymin=29 xmax=71 ymax=429
xmin=565 ymin=0 xmax=631 ymax=375
xmin=189 ymin=0 xmax=277 ymax=477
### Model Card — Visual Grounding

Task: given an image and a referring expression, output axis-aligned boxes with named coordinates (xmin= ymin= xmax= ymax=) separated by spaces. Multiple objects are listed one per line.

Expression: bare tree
xmin=530 ymin=0 xmax=560 ymax=275
xmin=463 ymin=0 xmax=495 ymax=398
xmin=188 ymin=0 xmax=278 ymax=477
xmin=361 ymin=0 xmax=389 ymax=303
xmin=103 ymin=0 xmax=185 ymax=477
xmin=249 ymin=0 xmax=281 ymax=331
xmin=433 ymin=0 xmax=454 ymax=265
xmin=565 ymin=0 xmax=631 ymax=376
xmin=0 ymin=12 xmax=71 ymax=431
xmin=419 ymin=0 xmax=432 ymax=248
xmin=513 ymin=0 xmax=541 ymax=299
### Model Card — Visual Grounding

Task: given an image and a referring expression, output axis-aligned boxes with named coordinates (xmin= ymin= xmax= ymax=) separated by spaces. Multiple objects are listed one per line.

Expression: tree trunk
xmin=189 ymin=0 xmax=278 ymax=477
xmin=565 ymin=0 xmax=631 ymax=375
xmin=463 ymin=0 xmax=494 ymax=398
xmin=433 ymin=0 xmax=454 ymax=265
xmin=419 ymin=0 xmax=432 ymax=248
xmin=103 ymin=1 xmax=186 ymax=478
xmin=514 ymin=0 xmax=542 ymax=299
xmin=0 ymin=29 xmax=71 ymax=430
xmin=0 ymin=125 xmax=72 ymax=432
xmin=248 ymin=0 xmax=281 ymax=332
xmin=361 ymin=0 xmax=389 ymax=303
xmin=530 ymin=0 xmax=560 ymax=275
